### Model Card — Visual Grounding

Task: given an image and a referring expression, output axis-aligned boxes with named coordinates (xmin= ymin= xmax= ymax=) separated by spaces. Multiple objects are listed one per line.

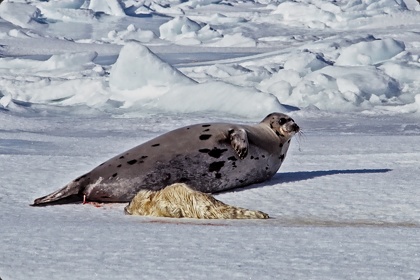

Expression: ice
xmin=0 ymin=51 xmax=98 ymax=76
xmin=106 ymin=24 xmax=155 ymax=43
xmin=283 ymin=51 xmax=330 ymax=74
xmin=272 ymin=1 xmax=336 ymax=28
xmin=109 ymin=42 xmax=194 ymax=90
xmin=150 ymin=81 xmax=285 ymax=117
xmin=336 ymin=38 xmax=406 ymax=66
xmin=159 ymin=16 xmax=202 ymax=40
xmin=159 ymin=16 xmax=223 ymax=45
xmin=108 ymin=42 xmax=282 ymax=116
xmin=1 ymin=0 xmax=420 ymax=278
xmin=0 ymin=1 xmax=46 ymax=30
xmin=89 ymin=0 xmax=125 ymax=16
xmin=0 ymin=0 xmax=418 ymax=114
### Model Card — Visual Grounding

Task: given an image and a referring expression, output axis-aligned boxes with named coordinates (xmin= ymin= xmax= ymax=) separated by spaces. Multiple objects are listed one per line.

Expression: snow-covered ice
xmin=0 ymin=0 xmax=420 ymax=279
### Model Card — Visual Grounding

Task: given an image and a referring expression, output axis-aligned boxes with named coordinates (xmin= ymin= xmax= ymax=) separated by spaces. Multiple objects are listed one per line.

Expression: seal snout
xmin=283 ymin=121 xmax=299 ymax=135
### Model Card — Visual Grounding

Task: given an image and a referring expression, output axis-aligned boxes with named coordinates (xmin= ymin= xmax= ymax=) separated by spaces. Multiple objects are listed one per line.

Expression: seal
xmin=124 ymin=183 xmax=269 ymax=219
xmin=32 ymin=112 xmax=299 ymax=206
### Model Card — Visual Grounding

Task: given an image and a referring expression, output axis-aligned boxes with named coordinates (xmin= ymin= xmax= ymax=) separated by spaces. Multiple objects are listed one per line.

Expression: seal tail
xmin=31 ymin=177 xmax=87 ymax=206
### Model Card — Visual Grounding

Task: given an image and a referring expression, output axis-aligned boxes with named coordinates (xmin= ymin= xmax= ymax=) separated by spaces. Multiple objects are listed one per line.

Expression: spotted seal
xmin=32 ymin=112 xmax=299 ymax=206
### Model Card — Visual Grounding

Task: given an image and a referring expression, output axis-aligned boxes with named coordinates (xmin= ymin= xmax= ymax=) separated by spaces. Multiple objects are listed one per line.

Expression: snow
xmin=335 ymin=38 xmax=406 ymax=66
xmin=89 ymin=0 xmax=126 ymax=16
xmin=1 ymin=0 xmax=420 ymax=279
xmin=0 ymin=2 xmax=46 ymax=30
xmin=109 ymin=42 xmax=195 ymax=90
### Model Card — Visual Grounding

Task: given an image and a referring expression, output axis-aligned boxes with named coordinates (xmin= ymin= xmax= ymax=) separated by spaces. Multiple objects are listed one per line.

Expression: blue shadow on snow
xmin=269 ymin=168 xmax=392 ymax=185
xmin=218 ymin=168 xmax=392 ymax=193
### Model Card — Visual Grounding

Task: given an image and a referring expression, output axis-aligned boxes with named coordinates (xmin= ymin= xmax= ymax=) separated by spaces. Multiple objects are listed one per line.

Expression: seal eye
xmin=279 ymin=118 xmax=287 ymax=125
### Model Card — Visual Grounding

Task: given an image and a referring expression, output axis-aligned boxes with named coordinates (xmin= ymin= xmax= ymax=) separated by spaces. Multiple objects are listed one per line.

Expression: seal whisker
xmin=296 ymin=130 xmax=305 ymax=152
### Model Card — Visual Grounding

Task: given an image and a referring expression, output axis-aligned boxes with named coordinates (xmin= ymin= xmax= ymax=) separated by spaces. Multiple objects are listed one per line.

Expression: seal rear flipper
xmin=31 ymin=180 xmax=86 ymax=206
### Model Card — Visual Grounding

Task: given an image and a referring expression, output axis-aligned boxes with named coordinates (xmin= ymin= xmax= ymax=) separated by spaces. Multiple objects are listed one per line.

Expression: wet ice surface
xmin=1 ymin=0 xmax=420 ymax=279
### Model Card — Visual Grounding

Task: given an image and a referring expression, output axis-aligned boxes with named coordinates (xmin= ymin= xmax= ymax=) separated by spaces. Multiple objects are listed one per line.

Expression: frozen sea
xmin=1 ymin=0 xmax=420 ymax=279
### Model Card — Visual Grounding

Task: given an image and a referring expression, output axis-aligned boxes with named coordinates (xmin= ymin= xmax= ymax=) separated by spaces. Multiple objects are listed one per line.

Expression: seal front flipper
xmin=228 ymin=128 xmax=248 ymax=159
xmin=31 ymin=175 xmax=89 ymax=206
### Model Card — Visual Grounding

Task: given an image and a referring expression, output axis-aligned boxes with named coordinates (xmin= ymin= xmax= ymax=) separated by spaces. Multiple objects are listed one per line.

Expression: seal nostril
xmin=293 ymin=124 xmax=299 ymax=131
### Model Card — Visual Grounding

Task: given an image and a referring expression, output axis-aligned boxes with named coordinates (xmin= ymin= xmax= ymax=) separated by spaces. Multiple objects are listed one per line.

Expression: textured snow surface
xmin=1 ymin=0 xmax=420 ymax=279
xmin=0 ymin=0 xmax=420 ymax=115
xmin=1 ymin=112 xmax=420 ymax=280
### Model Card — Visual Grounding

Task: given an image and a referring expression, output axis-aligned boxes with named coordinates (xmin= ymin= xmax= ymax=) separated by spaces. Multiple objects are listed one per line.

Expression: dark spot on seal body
xmin=138 ymin=157 xmax=147 ymax=163
xmin=279 ymin=143 xmax=283 ymax=148
xmin=202 ymin=124 xmax=211 ymax=127
xmin=208 ymin=161 xmax=225 ymax=172
xmin=179 ymin=177 xmax=190 ymax=183
xmin=199 ymin=148 xmax=211 ymax=153
xmin=276 ymin=131 xmax=281 ymax=137
xmin=208 ymin=148 xmax=228 ymax=158
xmin=119 ymin=156 xmax=125 ymax=159
xmin=228 ymin=156 xmax=237 ymax=161
xmin=199 ymin=134 xmax=212 ymax=140
xmin=262 ymin=155 xmax=266 ymax=158
xmin=151 ymin=144 xmax=160 ymax=147
xmin=117 ymin=164 xmax=122 ymax=168
xmin=99 ymin=163 xmax=105 ymax=167
xmin=74 ymin=174 xmax=87 ymax=182
xmin=279 ymin=154 xmax=285 ymax=161
xmin=203 ymin=129 xmax=210 ymax=132
xmin=112 ymin=173 xmax=118 ymax=178
xmin=127 ymin=159 xmax=137 ymax=165
xmin=288 ymin=139 xmax=291 ymax=144
xmin=215 ymin=173 xmax=222 ymax=179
